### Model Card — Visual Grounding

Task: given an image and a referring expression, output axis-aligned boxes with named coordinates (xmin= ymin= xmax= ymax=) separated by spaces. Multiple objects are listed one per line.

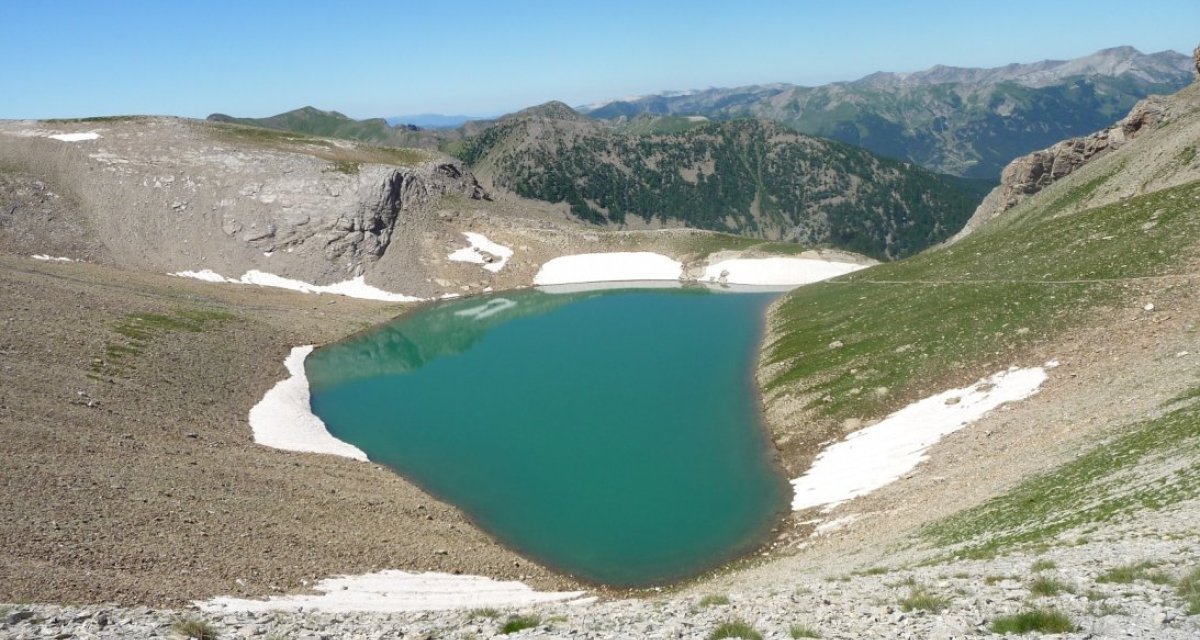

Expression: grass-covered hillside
xmin=457 ymin=110 xmax=990 ymax=260
xmin=760 ymin=79 xmax=1200 ymax=556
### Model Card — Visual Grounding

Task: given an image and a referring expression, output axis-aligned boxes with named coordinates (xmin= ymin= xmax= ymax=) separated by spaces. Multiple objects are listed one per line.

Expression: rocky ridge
xmin=952 ymin=94 xmax=1174 ymax=239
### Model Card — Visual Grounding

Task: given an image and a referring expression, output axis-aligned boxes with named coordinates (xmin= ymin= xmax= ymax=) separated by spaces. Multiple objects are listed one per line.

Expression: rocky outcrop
xmin=1194 ymin=44 xmax=1200 ymax=76
xmin=951 ymin=95 xmax=1171 ymax=240
xmin=0 ymin=117 xmax=492 ymax=290
xmin=240 ymin=162 xmax=487 ymax=265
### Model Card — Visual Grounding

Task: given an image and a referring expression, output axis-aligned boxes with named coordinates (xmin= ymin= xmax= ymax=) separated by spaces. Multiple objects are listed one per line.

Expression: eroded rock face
xmin=952 ymin=95 xmax=1171 ymax=240
xmin=1194 ymin=44 xmax=1200 ymax=76
xmin=239 ymin=163 xmax=487 ymax=265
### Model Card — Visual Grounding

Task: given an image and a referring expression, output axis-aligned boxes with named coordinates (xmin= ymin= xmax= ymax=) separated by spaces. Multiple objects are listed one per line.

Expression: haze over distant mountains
xmin=580 ymin=46 xmax=1194 ymax=177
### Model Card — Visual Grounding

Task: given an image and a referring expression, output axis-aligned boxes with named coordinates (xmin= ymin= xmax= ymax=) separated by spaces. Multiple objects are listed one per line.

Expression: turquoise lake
xmin=305 ymin=286 xmax=790 ymax=586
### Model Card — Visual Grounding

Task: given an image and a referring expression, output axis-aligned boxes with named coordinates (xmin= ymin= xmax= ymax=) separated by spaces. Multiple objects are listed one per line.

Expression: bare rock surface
xmin=952 ymin=92 xmax=1177 ymax=240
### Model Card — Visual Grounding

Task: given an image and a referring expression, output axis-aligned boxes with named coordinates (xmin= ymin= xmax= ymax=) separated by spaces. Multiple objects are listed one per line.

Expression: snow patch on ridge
xmin=447 ymin=232 xmax=514 ymax=273
xmin=533 ymin=252 xmax=683 ymax=285
xmin=248 ymin=346 xmax=367 ymax=461
xmin=199 ymin=570 xmax=587 ymax=613
xmin=31 ymin=254 xmax=77 ymax=262
xmin=791 ymin=363 xmax=1054 ymax=512
xmin=700 ymin=257 xmax=866 ymax=286
xmin=48 ymin=131 xmax=100 ymax=142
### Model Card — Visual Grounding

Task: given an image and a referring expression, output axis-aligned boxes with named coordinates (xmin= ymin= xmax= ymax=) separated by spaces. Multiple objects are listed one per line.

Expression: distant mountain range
xmin=580 ymin=46 xmax=1194 ymax=178
xmin=207 ymin=107 xmax=451 ymax=150
xmin=386 ymin=113 xmax=483 ymax=129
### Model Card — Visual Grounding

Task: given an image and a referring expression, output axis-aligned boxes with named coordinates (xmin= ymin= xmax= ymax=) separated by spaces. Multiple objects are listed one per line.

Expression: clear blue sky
xmin=1 ymin=0 xmax=1196 ymax=120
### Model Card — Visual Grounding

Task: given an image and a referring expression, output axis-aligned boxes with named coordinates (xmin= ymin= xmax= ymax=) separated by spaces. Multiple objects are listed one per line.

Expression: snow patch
xmin=198 ymin=570 xmax=587 ymax=613
xmin=31 ymin=254 xmax=76 ymax=262
xmin=791 ymin=364 xmax=1051 ymax=512
xmin=48 ymin=132 xmax=100 ymax=142
xmin=537 ymin=280 xmax=684 ymax=295
xmin=533 ymin=252 xmax=683 ymax=285
xmin=248 ymin=346 xmax=367 ymax=461
xmin=447 ymin=232 xmax=513 ymax=273
xmin=172 ymin=269 xmax=234 ymax=283
xmin=700 ymin=257 xmax=866 ymax=286
xmin=239 ymin=271 xmax=422 ymax=302
xmin=170 ymin=269 xmax=422 ymax=302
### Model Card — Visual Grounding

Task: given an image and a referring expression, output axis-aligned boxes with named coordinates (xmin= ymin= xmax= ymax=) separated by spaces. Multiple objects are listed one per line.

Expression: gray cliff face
xmin=951 ymin=95 xmax=1171 ymax=241
xmin=1194 ymin=44 xmax=1200 ymax=76
xmin=223 ymin=162 xmax=486 ymax=267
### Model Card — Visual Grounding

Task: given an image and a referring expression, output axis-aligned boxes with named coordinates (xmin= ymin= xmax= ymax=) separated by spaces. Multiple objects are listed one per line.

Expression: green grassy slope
xmin=763 ymin=176 xmax=1200 ymax=426
xmin=760 ymin=81 xmax=1200 ymax=556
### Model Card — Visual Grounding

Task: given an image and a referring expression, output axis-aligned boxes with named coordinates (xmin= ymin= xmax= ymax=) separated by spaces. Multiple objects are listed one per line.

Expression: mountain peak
xmin=507 ymin=101 xmax=581 ymax=121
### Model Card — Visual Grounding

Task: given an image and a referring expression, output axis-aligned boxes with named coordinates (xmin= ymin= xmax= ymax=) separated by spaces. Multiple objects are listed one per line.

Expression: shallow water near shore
xmin=306 ymin=286 xmax=789 ymax=586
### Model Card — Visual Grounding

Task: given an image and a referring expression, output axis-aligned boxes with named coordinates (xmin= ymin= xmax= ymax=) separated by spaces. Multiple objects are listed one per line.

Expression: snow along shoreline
xmin=247 ymin=345 xmax=367 ymax=461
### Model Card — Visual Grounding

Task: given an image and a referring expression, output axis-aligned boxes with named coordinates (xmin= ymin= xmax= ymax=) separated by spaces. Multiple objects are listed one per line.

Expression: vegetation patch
xmin=898 ymin=584 xmax=950 ymax=613
xmin=699 ymin=594 xmax=731 ymax=607
xmin=1030 ymin=559 xmax=1056 ymax=572
xmin=709 ymin=619 xmax=763 ymax=640
xmin=922 ymin=389 xmax=1200 ymax=558
xmin=499 ymin=614 xmax=540 ymax=634
xmin=1097 ymin=561 xmax=1173 ymax=585
xmin=467 ymin=607 xmax=501 ymax=619
xmin=90 ymin=308 xmax=234 ymax=381
xmin=1028 ymin=575 xmax=1073 ymax=597
xmin=325 ymin=160 xmax=361 ymax=175
xmin=172 ymin=617 xmax=220 ymax=640
xmin=1177 ymin=567 xmax=1200 ymax=615
xmin=789 ymin=623 xmax=821 ymax=638
xmin=989 ymin=608 xmax=1075 ymax=634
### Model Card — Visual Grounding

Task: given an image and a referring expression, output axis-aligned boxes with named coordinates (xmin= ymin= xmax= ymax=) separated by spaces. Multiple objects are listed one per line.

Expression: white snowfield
xmin=700 ymin=257 xmax=866 ymax=286
xmin=533 ymin=252 xmax=684 ymax=285
xmin=790 ymin=363 xmax=1054 ymax=512
xmin=247 ymin=346 xmax=368 ymax=461
xmin=31 ymin=254 xmax=77 ymax=262
xmin=447 ymin=232 xmax=514 ymax=273
xmin=533 ymin=251 xmax=866 ymax=288
xmin=199 ymin=570 xmax=588 ymax=613
xmin=171 ymin=270 xmax=422 ymax=302
xmin=48 ymin=131 xmax=100 ymax=142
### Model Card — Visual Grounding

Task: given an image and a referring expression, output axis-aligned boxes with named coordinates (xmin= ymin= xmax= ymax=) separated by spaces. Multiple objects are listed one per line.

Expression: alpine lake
xmin=305 ymin=284 xmax=791 ymax=587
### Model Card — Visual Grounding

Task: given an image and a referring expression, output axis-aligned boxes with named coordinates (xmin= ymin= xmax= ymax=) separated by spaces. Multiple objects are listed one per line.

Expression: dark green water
xmin=306 ymin=286 xmax=789 ymax=586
